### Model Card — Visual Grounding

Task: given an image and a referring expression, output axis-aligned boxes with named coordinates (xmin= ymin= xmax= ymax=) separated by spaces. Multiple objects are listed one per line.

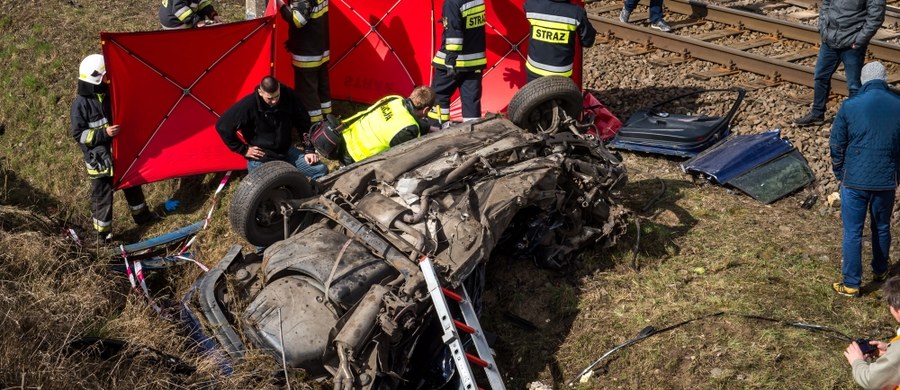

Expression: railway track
xmin=586 ymin=0 xmax=900 ymax=96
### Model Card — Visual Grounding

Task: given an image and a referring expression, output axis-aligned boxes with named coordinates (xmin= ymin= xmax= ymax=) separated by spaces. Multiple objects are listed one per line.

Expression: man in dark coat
xmin=794 ymin=0 xmax=884 ymax=126
xmin=829 ymin=62 xmax=900 ymax=297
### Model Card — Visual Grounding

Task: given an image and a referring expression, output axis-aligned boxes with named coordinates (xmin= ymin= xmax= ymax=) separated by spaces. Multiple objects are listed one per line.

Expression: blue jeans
xmin=811 ymin=42 xmax=866 ymax=116
xmin=246 ymin=146 xmax=328 ymax=180
xmin=840 ymin=186 xmax=895 ymax=288
xmin=624 ymin=0 xmax=664 ymax=23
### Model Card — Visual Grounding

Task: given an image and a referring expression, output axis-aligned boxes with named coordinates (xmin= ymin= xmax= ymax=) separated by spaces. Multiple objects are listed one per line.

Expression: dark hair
xmin=885 ymin=275 xmax=900 ymax=309
xmin=259 ymin=76 xmax=279 ymax=93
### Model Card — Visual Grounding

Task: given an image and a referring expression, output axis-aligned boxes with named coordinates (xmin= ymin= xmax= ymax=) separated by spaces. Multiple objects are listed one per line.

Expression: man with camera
xmin=844 ymin=276 xmax=900 ymax=388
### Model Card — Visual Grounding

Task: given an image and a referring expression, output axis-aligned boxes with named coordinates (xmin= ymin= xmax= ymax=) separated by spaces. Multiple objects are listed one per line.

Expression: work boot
xmin=134 ymin=210 xmax=161 ymax=226
xmin=94 ymin=232 xmax=114 ymax=246
xmin=793 ymin=112 xmax=825 ymax=126
xmin=832 ymin=282 xmax=860 ymax=297
xmin=874 ymin=271 xmax=890 ymax=283
xmin=651 ymin=20 xmax=673 ymax=32
xmin=619 ymin=8 xmax=631 ymax=23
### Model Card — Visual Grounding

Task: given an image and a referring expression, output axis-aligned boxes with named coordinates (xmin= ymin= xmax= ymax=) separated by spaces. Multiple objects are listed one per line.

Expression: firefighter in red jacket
xmin=279 ymin=0 xmax=332 ymax=124
xmin=70 ymin=54 xmax=156 ymax=242
xmin=159 ymin=0 xmax=222 ymax=29
xmin=428 ymin=0 xmax=487 ymax=128
xmin=524 ymin=0 xmax=596 ymax=82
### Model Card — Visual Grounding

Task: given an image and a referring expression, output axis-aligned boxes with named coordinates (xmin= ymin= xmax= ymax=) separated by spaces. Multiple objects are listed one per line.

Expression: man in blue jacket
xmin=829 ymin=62 xmax=900 ymax=297
xmin=794 ymin=0 xmax=884 ymax=126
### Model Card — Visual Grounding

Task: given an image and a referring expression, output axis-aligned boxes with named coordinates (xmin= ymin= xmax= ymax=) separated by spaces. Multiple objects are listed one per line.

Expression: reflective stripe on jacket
xmin=159 ymin=0 xmax=217 ymax=29
xmin=524 ymin=0 xmax=595 ymax=77
xmin=281 ymin=0 xmax=330 ymax=69
xmin=432 ymin=0 xmax=487 ymax=71
xmin=70 ymin=83 xmax=114 ymax=178
xmin=342 ymin=96 xmax=419 ymax=162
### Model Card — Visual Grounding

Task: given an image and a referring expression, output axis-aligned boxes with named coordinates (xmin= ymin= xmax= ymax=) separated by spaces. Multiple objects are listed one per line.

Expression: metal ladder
xmin=419 ymin=256 xmax=506 ymax=390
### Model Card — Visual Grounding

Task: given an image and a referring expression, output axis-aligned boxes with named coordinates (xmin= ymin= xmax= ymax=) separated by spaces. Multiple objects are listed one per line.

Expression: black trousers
xmin=294 ymin=66 xmax=332 ymax=123
xmin=90 ymin=176 xmax=149 ymax=234
xmin=428 ymin=68 xmax=482 ymax=128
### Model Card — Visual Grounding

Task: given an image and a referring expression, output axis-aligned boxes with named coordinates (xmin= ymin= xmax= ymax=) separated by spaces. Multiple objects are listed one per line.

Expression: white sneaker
xmin=619 ymin=8 xmax=631 ymax=23
xmin=651 ymin=20 xmax=672 ymax=32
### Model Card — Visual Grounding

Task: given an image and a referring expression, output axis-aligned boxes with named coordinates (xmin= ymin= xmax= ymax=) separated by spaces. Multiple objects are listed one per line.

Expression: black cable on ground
xmin=567 ymin=311 xmax=853 ymax=386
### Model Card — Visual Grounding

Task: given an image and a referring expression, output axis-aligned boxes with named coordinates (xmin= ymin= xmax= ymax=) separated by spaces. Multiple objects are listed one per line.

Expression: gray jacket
xmin=819 ymin=0 xmax=885 ymax=49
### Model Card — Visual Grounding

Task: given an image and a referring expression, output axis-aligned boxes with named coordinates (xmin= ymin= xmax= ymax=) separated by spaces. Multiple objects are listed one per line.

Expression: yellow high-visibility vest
xmin=342 ymin=96 xmax=419 ymax=162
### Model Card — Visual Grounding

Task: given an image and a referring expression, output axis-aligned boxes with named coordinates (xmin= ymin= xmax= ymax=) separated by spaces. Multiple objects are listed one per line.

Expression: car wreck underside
xmin=187 ymin=77 xmax=630 ymax=388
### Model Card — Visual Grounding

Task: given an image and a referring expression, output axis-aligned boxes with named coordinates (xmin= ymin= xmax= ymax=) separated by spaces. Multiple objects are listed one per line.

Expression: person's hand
xmin=304 ymin=153 xmax=319 ymax=165
xmin=852 ymin=43 xmax=858 ymax=49
xmin=213 ymin=15 xmax=223 ymax=24
xmin=245 ymin=146 xmax=265 ymax=160
xmin=871 ymin=340 xmax=889 ymax=357
xmin=106 ymin=125 xmax=120 ymax=137
xmin=845 ymin=341 xmax=866 ymax=364
xmin=197 ymin=20 xmax=207 ymax=27
xmin=445 ymin=65 xmax=457 ymax=79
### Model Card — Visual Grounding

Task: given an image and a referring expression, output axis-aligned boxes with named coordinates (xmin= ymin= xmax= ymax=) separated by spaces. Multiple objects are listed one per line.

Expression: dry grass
xmin=0 ymin=1 xmax=894 ymax=389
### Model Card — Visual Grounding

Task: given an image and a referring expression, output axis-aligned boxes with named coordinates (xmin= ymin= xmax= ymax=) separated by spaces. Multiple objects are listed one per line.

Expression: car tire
xmin=229 ymin=161 xmax=314 ymax=246
xmin=507 ymin=76 xmax=583 ymax=132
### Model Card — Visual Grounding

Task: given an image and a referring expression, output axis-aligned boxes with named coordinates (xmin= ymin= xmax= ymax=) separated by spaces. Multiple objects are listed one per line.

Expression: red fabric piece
xmin=583 ymin=91 xmax=621 ymax=141
xmin=102 ymin=18 xmax=274 ymax=189
xmin=273 ymin=0 xmax=583 ymax=119
xmin=105 ymin=1 xmax=585 ymax=189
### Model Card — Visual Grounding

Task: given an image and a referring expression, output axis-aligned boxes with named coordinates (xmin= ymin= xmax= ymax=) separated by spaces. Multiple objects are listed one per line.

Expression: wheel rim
xmin=254 ymin=186 xmax=293 ymax=227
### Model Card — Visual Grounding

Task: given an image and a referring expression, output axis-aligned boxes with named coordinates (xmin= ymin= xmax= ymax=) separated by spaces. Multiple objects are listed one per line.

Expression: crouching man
xmin=216 ymin=76 xmax=328 ymax=179
xmin=844 ymin=276 xmax=900 ymax=388
xmin=311 ymin=85 xmax=435 ymax=165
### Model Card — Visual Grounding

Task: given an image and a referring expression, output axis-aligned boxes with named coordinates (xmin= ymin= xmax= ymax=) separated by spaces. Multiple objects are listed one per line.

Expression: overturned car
xmin=185 ymin=77 xmax=629 ymax=388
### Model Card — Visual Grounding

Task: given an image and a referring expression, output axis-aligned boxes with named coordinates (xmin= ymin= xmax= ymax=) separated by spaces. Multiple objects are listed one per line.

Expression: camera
xmin=856 ymin=339 xmax=878 ymax=355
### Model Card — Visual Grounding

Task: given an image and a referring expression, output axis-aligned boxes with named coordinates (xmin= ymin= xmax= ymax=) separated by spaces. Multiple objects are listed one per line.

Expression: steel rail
xmin=587 ymin=14 xmax=850 ymax=94
xmin=657 ymin=0 xmax=900 ymax=60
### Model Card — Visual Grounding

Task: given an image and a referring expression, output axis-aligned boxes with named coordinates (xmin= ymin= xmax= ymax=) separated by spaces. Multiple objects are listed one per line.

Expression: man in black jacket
xmin=216 ymin=76 xmax=328 ymax=179
xmin=523 ymin=0 xmax=596 ymax=82
xmin=70 ymin=54 xmax=156 ymax=242
xmin=793 ymin=0 xmax=884 ymax=126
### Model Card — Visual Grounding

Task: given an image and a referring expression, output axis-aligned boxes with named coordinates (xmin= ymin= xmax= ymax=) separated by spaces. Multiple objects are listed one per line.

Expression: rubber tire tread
xmin=229 ymin=161 xmax=313 ymax=246
xmin=507 ymin=76 xmax=583 ymax=131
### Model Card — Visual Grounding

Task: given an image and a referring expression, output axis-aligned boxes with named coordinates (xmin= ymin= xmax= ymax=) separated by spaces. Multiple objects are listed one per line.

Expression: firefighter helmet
xmin=78 ymin=54 xmax=106 ymax=85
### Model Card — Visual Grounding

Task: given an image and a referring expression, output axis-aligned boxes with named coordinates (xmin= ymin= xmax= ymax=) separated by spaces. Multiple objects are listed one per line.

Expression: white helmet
xmin=78 ymin=54 xmax=106 ymax=85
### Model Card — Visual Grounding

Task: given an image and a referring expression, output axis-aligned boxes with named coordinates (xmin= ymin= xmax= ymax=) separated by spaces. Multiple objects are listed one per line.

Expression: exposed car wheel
xmin=507 ymin=76 xmax=583 ymax=132
xmin=229 ymin=161 xmax=314 ymax=246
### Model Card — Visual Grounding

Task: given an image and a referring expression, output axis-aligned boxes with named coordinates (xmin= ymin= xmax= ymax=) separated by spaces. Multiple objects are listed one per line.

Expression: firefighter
xmin=311 ymin=86 xmax=435 ymax=165
xmin=70 ymin=54 xmax=156 ymax=242
xmin=159 ymin=0 xmax=222 ymax=29
xmin=278 ymin=0 xmax=332 ymax=124
xmin=523 ymin=0 xmax=596 ymax=82
xmin=428 ymin=0 xmax=487 ymax=128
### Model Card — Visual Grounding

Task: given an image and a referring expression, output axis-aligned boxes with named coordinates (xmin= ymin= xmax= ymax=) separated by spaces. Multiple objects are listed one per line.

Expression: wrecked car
xmin=184 ymin=76 xmax=629 ymax=388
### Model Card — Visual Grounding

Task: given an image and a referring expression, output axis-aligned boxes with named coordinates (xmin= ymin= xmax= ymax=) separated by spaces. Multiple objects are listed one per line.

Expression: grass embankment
xmin=0 ymin=1 xmax=894 ymax=389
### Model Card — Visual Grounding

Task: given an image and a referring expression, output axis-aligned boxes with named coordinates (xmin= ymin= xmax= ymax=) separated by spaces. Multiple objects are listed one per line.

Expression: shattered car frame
xmin=186 ymin=76 xmax=629 ymax=388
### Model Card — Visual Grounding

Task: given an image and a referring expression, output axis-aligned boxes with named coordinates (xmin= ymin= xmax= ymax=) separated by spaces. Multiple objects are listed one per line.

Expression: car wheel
xmin=229 ymin=161 xmax=314 ymax=246
xmin=507 ymin=76 xmax=583 ymax=132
